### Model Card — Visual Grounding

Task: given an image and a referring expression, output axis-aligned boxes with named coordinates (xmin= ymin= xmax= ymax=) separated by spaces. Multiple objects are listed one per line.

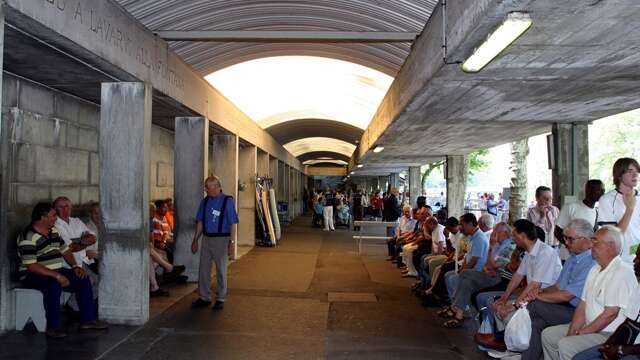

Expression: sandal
xmin=443 ymin=318 xmax=464 ymax=328
xmin=437 ymin=306 xmax=455 ymax=318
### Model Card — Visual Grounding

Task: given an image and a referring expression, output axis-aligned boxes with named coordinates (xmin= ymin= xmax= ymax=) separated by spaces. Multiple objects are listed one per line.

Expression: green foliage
xmin=589 ymin=111 xmax=640 ymax=189
xmin=420 ymin=149 xmax=490 ymax=190
xmin=468 ymin=148 xmax=490 ymax=175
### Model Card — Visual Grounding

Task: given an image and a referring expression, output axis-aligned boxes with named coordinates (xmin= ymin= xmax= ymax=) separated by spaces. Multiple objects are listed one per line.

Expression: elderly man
xmin=53 ymin=196 xmax=99 ymax=311
xmin=541 ymin=226 xmax=640 ymax=360
xmin=387 ymin=205 xmax=416 ymax=260
xmin=440 ymin=222 xmax=514 ymax=328
xmin=18 ymin=202 xmax=107 ymax=338
xmin=519 ymin=219 xmax=596 ymax=360
xmin=401 ymin=216 xmax=441 ymax=277
xmin=479 ymin=213 xmax=495 ymax=238
xmin=597 ymin=158 xmax=640 ymax=264
xmin=191 ymin=175 xmax=239 ymax=310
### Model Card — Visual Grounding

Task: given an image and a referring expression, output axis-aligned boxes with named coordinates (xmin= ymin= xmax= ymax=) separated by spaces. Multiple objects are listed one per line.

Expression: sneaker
xmin=191 ymin=298 xmax=211 ymax=308
xmin=79 ymin=320 xmax=109 ymax=330
xmin=487 ymin=349 xmax=520 ymax=359
xmin=46 ymin=329 xmax=67 ymax=338
xmin=212 ymin=301 xmax=224 ymax=310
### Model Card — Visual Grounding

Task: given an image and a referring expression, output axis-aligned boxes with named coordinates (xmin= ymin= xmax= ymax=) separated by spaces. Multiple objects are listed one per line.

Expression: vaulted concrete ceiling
xmin=115 ymin=0 xmax=438 ymax=76
xmin=265 ymin=119 xmax=363 ymax=146
xmin=353 ymin=0 xmax=640 ymax=171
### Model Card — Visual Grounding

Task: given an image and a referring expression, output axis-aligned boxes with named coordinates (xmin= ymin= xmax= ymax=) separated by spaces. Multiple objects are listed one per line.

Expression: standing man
xmin=383 ymin=187 xmax=402 ymax=237
xmin=322 ymin=187 xmax=336 ymax=231
xmin=528 ymin=186 xmax=561 ymax=248
xmin=191 ymin=175 xmax=239 ymax=310
xmin=554 ymin=180 xmax=605 ymax=254
xmin=597 ymin=157 xmax=640 ymax=264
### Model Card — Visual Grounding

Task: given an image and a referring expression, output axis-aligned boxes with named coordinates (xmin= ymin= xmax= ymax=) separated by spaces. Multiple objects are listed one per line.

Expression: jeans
xmin=22 ymin=268 xmax=96 ymax=330
xmin=475 ymin=291 xmax=505 ymax=334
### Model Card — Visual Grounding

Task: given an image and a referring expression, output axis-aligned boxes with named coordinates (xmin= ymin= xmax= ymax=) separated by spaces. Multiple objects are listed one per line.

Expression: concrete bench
xmin=352 ymin=235 xmax=393 ymax=254
xmin=14 ymin=288 xmax=71 ymax=332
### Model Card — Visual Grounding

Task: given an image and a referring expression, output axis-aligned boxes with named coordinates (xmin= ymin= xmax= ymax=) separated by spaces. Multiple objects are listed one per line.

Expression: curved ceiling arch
xmin=298 ymin=152 xmax=351 ymax=163
xmin=284 ymin=137 xmax=356 ymax=158
xmin=266 ymin=118 xmax=364 ymax=145
xmin=206 ymin=56 xmax=394 ymax=130
xmin=116 ymin=0 xmax=438 ymax=76
xmin=303 ymin=159 xmax=348 ymax=166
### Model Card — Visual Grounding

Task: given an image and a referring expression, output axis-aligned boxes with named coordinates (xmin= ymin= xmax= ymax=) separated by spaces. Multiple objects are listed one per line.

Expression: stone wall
xmin=150 ymin=126 xmax=174 ymax=202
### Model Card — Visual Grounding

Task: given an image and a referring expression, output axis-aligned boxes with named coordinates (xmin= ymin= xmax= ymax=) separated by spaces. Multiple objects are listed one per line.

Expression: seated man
xmin=53 ymin=197 xmax=98 ymax=311
xmin=84 ymin=202 xmax=101 ymax=275
xmin=479 ymin=213 xmax=495 ymax=238
xmin=476 ymin=220 xmax=562 ymax=348
xmin=18 ymin=202 xmax=107 ymax=338
xmin=439 ymin=222 xmax=514 ymax=328
xmin=401 ymin=216 xmax=441 ymax=278
xmin=572 ymin=245 xmax=640 ymax=360
xmin=542 ymin=226 xmax=640 ymax=360
xmin=521 ymin=219 xmax=596 ymax=360
xmin=392 ymin=207 xmax=429 ymax=265
xmin=150 ymin=200 xmax=186 ymax=287
xmin=442 ymin=213 xmax=490 ymax=304
xmin=388 ymin=205 xmax=417 ymax=260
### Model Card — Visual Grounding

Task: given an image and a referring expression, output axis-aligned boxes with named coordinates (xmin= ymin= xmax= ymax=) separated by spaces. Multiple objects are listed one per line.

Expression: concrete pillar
xmin=257 ymin=150 xmax=269 ymax=177
xmin=551 ymin=123 xmax=589 ymax=207
xmin=390 ymin=173 xmax=401 ymax=189
xmin=446 ymin=155 xmax=467 ymax=218
xmin=409 ymin=166 xmax=422 ymax=208
xmin=286 ymin=165 xmax=293 ymax=219
xmin=173 ymin=117 xmax=208 ymax=281
xmin=238 ymin=144 xmax=257 ymax=246
xmin=211 ymin=134 xmax=238 ymax=259
xmin=277 ymin=161 xmax=285 ymax=202
xmin=99 ymin=82 xmax=151 ymax=324
xmin=0 ymin=7 xmax=9 ymax=333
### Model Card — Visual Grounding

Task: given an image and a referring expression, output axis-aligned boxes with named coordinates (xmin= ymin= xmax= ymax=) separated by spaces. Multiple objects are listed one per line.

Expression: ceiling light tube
xmin=462 ymin=12 xmax=532 ymax=73
xmin=373 ymin=146 xmax=384 ymax=153
xmin=357 ymin=164 xmax=364 ymax=168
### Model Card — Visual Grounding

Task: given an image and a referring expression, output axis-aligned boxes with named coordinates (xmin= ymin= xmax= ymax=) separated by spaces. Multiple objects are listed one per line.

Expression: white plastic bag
xmin=505 ymin=305 xmax=531 ymax=352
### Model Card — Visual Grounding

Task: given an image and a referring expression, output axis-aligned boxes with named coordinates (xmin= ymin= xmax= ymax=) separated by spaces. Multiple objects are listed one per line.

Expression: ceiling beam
xmin=155 ymin=31 xmax=418 ymax=43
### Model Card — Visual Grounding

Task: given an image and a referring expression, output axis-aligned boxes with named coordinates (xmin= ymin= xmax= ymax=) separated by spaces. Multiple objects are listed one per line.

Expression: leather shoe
xmin=192 ymin=298 xmax=212 ymax=308
xmin=46 ymin=329 xmax=67 ymax=338
xmin=79 ymin=320 xmax=109 ymax=330
xmin=212 ymin=301 xmax=224 ymax=310
xmin=474 ymin=333 xmax=507 ymax=351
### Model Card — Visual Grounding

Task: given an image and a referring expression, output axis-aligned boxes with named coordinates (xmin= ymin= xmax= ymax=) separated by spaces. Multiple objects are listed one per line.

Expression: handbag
xmin=603 ymin=315 xmax=640 ymax=347
xmin=505 ymin=304 xmax=531 ymax=352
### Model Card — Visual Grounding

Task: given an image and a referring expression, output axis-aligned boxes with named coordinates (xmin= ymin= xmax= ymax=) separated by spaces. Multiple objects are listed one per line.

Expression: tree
xmin=508 ymin=139 xmax=529 ymax=224
xmin=421 ymin=149 xmax=490 ymax=192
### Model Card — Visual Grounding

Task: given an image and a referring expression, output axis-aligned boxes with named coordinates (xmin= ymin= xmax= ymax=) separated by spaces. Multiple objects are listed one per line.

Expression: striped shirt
xmin=151 ymin=216 xmax=172 ymax=250
xmin=17 ymin=225 xmax=68 ymax=278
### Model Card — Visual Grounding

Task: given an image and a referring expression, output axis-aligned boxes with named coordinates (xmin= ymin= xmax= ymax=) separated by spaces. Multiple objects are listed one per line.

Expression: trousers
xmin=542 ymin=324 xmax=609 ymax=360
xmin=198 ymin=236 xmax=230 ymax=302
xmin=323 ymin=206 xmax=335 ymax=230
xmin=522 ymin=300 xmax=575 ymax=360
xmin=22 ymin=268 xmax=96 ymax=330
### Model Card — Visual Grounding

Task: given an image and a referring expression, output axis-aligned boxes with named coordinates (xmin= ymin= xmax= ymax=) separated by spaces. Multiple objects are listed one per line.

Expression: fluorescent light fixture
xmin=357 ymin=164 xmax=364 ymax=168
xmin=373 ymin=146 xmax=384 ymax=153
xmin=350 ymin=171 xmax=355 ymax=175
xmin=462 ymin=12 xmax=532 ymax=73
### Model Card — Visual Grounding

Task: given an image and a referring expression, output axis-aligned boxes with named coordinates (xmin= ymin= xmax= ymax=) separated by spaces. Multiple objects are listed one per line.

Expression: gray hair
xmin=403 ymin=205 xmax=412 ymax=212
xmin=599 ymin=225 xmax=623 ymax=254
xmin=495 ymin=222 xmax=511 ymax=235
xmin=564 ymin=219 xmax=594 ymax=240
xmin=479 ymin=214 xmax=494 ymax=229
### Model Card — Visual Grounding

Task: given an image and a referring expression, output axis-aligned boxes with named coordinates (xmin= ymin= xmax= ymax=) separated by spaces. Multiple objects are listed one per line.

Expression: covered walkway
xmin=0 ymin=218 xmax=483 ymax=359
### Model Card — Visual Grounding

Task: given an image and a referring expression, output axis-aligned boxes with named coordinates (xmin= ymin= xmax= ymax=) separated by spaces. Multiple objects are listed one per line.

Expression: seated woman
xmin=336 ymin=200 xmax=350 ymax=225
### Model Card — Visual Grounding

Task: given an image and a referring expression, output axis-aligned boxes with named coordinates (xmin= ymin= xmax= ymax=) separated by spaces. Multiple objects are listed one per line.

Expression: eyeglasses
xmin=563 ymin=235 xmax=585 ymax=243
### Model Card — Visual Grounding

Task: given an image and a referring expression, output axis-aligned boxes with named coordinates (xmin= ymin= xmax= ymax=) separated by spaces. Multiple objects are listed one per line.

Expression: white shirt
xmin=85 ymin=219 xmax=99 ymax=253
xmin=581 ymin=256 xmax=640 ymax=333
xmin=398 ymin=216 xmax=417 ymax=235
xmin=516 ymin=240 xmax=563 ymax=289
xmin=55 ymin=217 xmax=96 ymax=267
xmin=597 ymin=190 xmax=640 ymax=263
xmin=557 ymin=201 xmax=597 ymax=229
xmin=431 ymin=224 xmax=446 ymax=254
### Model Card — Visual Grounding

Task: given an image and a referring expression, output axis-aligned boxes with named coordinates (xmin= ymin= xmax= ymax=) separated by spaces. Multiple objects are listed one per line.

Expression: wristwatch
xmin=618 ymin=345 xmax=624 ymax=357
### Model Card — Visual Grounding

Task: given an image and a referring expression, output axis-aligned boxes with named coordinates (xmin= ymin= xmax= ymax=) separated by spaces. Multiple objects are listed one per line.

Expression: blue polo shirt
xmin=196 ymin=193 xmax=239 ymax=235
xmin=468 ymin=228 xmax=490 ymax=271
xmin=556 ymin=249 xmax=595 ymax=306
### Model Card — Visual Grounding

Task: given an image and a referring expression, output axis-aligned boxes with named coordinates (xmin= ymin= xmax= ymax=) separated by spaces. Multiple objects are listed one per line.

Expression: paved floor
xmin=0 ymin=216 xmax=487 ymax=359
